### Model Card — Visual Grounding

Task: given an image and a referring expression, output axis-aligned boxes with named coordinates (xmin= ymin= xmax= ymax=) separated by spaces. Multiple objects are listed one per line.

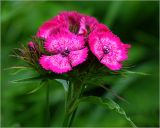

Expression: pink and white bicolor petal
xmin=49 ymin=54 xmax=72 ymax=74
xmin=36 ymin=20 xmax=56 ymax=39
xmin=39 ymin=54 xmax=72 ymax=74
xmin=84 ymin=15 xmax=99 ymax=30
xmin=36 ymin=15 xmax=68 ymax=39
xmin=68 ymin=47 xmax=88 ymax=67
xmin=93 ymin=23 xmax=110 ymax=33
xmin=101 ymin=55 xmax=122 ymax=70
xmin=39 ymin=55 xmax=52 ymax=70
xmin=44 ymin=37 xmax=62 ymax=54
xmin=68 ymin=34 xmax=85 ymax=51
xmin=89 ymin=32 xmax=104 ymax=60
xmin=45 ymin=32 xmax=85 ymax=53
xmin=59 ymin=11 xmax=82 ymax=29
xmin=116 ymin=43 xmax=131 ymax=61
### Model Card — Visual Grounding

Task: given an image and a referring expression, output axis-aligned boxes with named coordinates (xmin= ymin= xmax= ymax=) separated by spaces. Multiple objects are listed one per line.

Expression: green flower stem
xmin=45 ymin=81 xmax=50 ymax=127
xmin=68 ymin=107 xmax=78 ymax=127
xmin=62 ymin=112 xmax=71 ymax=127
xmin=62 ymin=80 xmax=84 ymax=127
xmin=63 ymin=99 xmax=79 ymax=127
xmin=68 ymin=83 xmax=85 ymax=127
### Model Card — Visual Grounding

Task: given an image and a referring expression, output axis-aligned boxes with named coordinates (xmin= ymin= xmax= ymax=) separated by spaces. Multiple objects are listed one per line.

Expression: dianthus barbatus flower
xmin=37 ymin=11 xmax=98 ymax=74
xmin=37 ymin=11 xmax=130 ymax=73
xmin=89 ymin=24 xmax=131 ymax=70
xmin=39 ymin=32 xmax=88 ymax=74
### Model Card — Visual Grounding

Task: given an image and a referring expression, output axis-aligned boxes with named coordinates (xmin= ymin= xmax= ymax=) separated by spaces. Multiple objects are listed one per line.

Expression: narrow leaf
xmin=100 ymin=85 xmax=129 ymax=104
xmin=4 ymin=66 xmax=31 ymax=70
xmin=27 ymin=81 xmax=45 ymax=94
xmin=80 ymin=96 xmax=136 ymax=127
xmin=11 ymin=75 xmax=43 ymax=83
xmin=4 ymin=66 xmax=32 ymax=75
xmin=124 ymin=70 xmax=151 ymax=75
xmin=55 ymin=79 xmax=69 ymax=92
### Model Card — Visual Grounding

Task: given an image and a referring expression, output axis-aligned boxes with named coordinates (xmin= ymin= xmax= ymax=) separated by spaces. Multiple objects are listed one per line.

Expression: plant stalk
xmin=62 ymin=80 xmax=85 ymax=127
xmin=68 ymin=107 xmax=78 ymax=127
xmin=46 ymin=81 xmax=50 ymax=127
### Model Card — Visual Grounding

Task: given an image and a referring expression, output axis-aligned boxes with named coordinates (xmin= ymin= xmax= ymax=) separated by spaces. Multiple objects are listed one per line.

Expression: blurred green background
xmin=1 ymin=1 xmax=159 ymax=127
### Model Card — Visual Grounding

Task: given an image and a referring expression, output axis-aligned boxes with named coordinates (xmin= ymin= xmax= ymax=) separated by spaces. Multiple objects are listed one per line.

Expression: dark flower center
xmin=69 ymin=17 xmax=80 ymax=34
xmin=103 ymin=46 xmax=110 ymax=54
xmin=61 ymin=49 xmax=70 ymax=57
xmin=69 ymin=24 xmax=80 ymax=34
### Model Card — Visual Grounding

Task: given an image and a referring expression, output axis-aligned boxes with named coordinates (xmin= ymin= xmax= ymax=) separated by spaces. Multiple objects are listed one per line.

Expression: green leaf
xmin=124 ymin=70 xmax=151 ymax=76
xmin=80 ymin=96 xmax=136 ymax=127
xmin=26 ymin=80 xmax=45 ymax=94
xmin=10 ymin=75 xmax=43 ymax=83
xmin=4 ymin=66 xmax=32 ymax=75
xmin=4 ymin=66 xmax=31 ymax=70
xmin=55 ymin=79 xmax=69 ymax=92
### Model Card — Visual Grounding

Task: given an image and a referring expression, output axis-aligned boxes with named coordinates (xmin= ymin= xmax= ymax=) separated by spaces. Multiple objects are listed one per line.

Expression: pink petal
xmin=59 ymin=11 xmax=82 ymax=29
xmin=36 ymin=21 xmax=54 ymax=39
xmin=89 ymin=34 xmax=104 ymax=60
xmin=84 ymin=15 xmax=99 ymax=30
xmin=102 ymin=34 xmax=130 ymax=62
xmin=59 ymin=11 xmax=82 ymax=21
xmin=68 ymin=34 xmax=85 ymax=51
xmin=49 ymin=54 xmax=72 ymax=73
xmin=39 ymin=54 xmax=72 ymax=74
xmin=45 ymin=32 xmax=85 ymax=53
xmin=117 ymin=43 xmax=131 ymax=61
xmin=39 ymin=55 xmax=52 ymax=70
xmin=101 ymin=55 xmax=122 ymax=70
xmin=78 ymin=17 xmax=87 ymax=35
xmin=36 ymin=16 xmax=68 ymax=39
xmin=68 ymin=47 xmax=88 ymax=67
xmin=93 ymin=23 xmax=110 ymax=33
xmin=44 ymin=36 xmax=61 ymax=54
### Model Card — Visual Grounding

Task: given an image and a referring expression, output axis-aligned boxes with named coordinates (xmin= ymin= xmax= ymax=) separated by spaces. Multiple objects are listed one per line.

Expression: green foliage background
xmin=1 ymin=1 xmax=159 ymax=127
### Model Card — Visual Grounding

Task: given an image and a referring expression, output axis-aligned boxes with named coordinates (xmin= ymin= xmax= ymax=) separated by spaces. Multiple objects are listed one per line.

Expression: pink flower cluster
xmin=35 ymin=11 xmax=130 ymax=74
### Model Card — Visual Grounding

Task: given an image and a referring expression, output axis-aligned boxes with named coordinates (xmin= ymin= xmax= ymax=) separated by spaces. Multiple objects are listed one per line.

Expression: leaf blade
xmin=80 ymin=96 xmax=136 ymax=127
xmin=26 ymin=81 xmax=45 ymax=94
xmin=10 ymin=75 xmax=43 ymax=83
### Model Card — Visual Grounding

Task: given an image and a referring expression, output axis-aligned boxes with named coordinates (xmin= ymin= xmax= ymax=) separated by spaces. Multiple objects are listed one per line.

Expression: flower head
xmin=37 ymin=11 xmax=98 ymax=74
xmin=39 ymin=32 xmax=88 ymax=74
xmin=36 ymin=11 xmax=130 ymax=73
xmin=89 ymin=24 xmax=130 ymax=70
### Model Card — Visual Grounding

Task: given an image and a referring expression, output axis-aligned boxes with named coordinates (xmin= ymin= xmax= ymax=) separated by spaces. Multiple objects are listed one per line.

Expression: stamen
xmin=103 ymin=46 xmax=110 ymax=54
xmin=61 ymin=48 xmax=70 ymax=57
